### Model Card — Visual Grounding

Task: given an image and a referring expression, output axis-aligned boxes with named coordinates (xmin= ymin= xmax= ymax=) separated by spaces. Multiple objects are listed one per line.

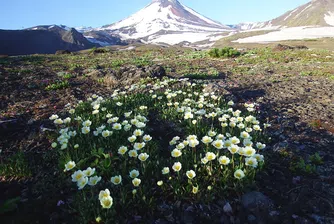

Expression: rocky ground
xmin=0 ymin=46 xmax=333 ymax=223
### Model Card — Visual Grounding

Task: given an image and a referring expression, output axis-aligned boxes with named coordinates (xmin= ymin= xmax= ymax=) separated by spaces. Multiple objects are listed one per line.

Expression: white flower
xmin=184 ymin=112 xmax=194 ymax=120
xmin=111 ymin=175 xmax=122 ymax=185
xmin=128 ymin=150 xmax=138 ymax=158
xmin=133 ymin=129 xmax=143 ymax=136
xmin=192 ymin=186 xmax=199 ymax=194
xmin=186 ymin=170 xmax=196 ymax=179
xmin=132 ymin=178 xmax=141 ymax=187
xmin=93 ymin=104 xmax=100 ymax=110
xmin=172 ymin=162 xmax=182 ymax=172
xmin=201 ymin=157 xmax=208 ymax=164
xmin=253 ymin=125 xmax=261 ymax=131
xmin=54 ymin=119 xmax=63 ymax=125
xmin=128 ymin=135 xmax=137 ymax=143
xmin=208 ymin=130 xmax=217 ymax=137
xmin=171 ymin=149 xmax=182 ymax=158
xmin=205 ymin=152 xmax=216 ymax=161
xmin=83 ymin=167 xmax=95 ymax=177
xmin=253 ymin=154 xmax=264 ymax=162
xmin=143 ymin=135 xmax=152 ymax=142
xmin=138 ymin=153 xmax=149 ymax=162
xmin=157 ymin=181 xmax=163 ymax=186
xmin=49 ymin=114 xmax=59 ymax=120
xmin=124 ymin=124 xmax=132 ymax=131
xmin=188 ymin=139 xmax=199 ymax=148
xmin=245 ymin=157 xmax=258 ymax=168
xmin=234 ymin=169 xmax=245 ymax=179
xmin=61 ymin=144 xmax=68 ymax=150
xmin=100 ymin=196 xmax=113 ymax=209
xmin=228 ymin=145 xmax=240 ymax=154
xmin=82 ymin=120 xmax=92 ymax=127
xmin=64 ymin=161 xmax=76 ymax=172
xmin=99 ymin=189 xmax=110 ymax=201
xmin=244 ymin=146 xmax=256 ymax=157
xmin=112 ymin=123 xmax=122 ymax=130
xmin=118 ymin=146 xmax=128 ymax=155
xmin=216 ymin=134 xmax=225 ymax=140
xmin=129 ymin=169 xmax=139 ymax=178
xmin=212 ymin=140 xmax=224 ymax=149
xmin=201 ymin=136 xmax=213 ymax=144
xmin=176 ymin=143 xmax=185 ymax=150
xmin=256 ymin=142 xmax=266 ymax=150
xmin=230 ymin=136 xmax=240 ymax=145
xmin=71 ymin=170 xmax=85 ymax=182
xmin=124 ymin=111 xmax=132 ymax=118
xmin=242 ymin=138 xmax=253 ymax=147
xmin=77 ymin=177 xmax=89 ymax=190
xmin=88 ymin=176 xmax=101 ymax=186
xmin=162 ymin=167 xmax=170 ymax=175
xmin=134 ymin=142 xmax=146 ymax=150
xmin=102 ymin=130 xmax=110 ymax=138
xmin=63 ymin=117 xmax=71 ymax=124
xmin=223 ymin=140 xmax=232 ymax=148
xmin=81 ymin=126 xmax=90 ymax=134
xmin=51 ymin=142 xmax=58 ymax=148
xmin=240 ymin=131 xmax=250 ymax=139
xmin=219 ymin=156 xmax=230 ymax=165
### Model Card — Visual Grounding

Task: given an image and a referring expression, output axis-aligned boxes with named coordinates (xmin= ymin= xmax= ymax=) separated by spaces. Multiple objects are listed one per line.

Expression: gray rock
xmin=242 ymin=191 xmax=273 ymax=211
xmin=241 ymin=191 xmax=275 ymax=224
xmin=146 ymin=65 xmax=166 ymax=78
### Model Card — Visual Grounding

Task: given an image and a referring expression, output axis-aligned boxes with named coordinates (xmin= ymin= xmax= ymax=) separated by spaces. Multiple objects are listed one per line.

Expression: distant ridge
xmin=0 ymin=25 xmax=99 ymax=56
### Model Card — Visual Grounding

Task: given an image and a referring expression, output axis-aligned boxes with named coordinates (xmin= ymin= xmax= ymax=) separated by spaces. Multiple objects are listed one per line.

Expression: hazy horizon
xmin=0 ymin=0 xmax=310 ymax=30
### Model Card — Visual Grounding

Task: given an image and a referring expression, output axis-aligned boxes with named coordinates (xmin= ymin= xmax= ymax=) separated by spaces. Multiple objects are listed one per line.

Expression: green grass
xmin=0 ymin=151 xmax=31 ymax=178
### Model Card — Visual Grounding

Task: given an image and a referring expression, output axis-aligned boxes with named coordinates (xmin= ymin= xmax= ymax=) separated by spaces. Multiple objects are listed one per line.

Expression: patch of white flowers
xmin=49 ymin=77 xmax=269 ymax=214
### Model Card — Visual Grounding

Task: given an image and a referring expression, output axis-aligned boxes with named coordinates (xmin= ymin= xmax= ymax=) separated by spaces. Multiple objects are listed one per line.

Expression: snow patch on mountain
xmin=294 ymin=3 xmax=312 ymax=19
xmin=324 ymin=11 xmax=334 ymax=26
xmin=234 ymin=26 xmax=334 ymax=43
xmin=284 ymin=8 xmax=299 ymax=21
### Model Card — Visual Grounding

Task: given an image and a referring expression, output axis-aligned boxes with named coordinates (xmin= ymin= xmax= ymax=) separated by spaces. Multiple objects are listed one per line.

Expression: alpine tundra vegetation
xmin=1 ymin=0 xmax=334 ymax=223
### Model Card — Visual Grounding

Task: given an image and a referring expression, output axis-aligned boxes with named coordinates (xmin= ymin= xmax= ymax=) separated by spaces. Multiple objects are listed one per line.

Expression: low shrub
xmin=208 ymin=47 xmax=241 ymax=58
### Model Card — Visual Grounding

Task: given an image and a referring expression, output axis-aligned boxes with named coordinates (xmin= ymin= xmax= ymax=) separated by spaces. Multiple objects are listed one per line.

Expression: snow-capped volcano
xmin=96 ymin=0 xmax=232 ymax=44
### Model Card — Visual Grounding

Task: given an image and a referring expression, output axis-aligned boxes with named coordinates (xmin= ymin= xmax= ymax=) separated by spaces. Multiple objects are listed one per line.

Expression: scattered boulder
xmin=55 ymin=50 xmax=71 ymax=55
xmin=294 ymin=45 xmax=308 ymax=50
xmin=117 ymin=65 xmax=166 ymax=86
xmin=274 ymin=44 xmax=308 ymax=51
xmin=146 ymin=65 xmax=166 ymax=78
xmin=274 ymin=44 xmax=294 ymax=51
xmin=90 ymin=48 xmax=109 ymax=54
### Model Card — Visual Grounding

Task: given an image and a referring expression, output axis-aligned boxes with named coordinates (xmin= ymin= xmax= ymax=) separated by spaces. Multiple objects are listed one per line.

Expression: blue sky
xmin=0 ymin=0 xmax=310 ymax=29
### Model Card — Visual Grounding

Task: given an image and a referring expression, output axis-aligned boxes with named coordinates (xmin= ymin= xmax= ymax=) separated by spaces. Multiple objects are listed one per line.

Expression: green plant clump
xmin=45 ymin=80 xmax=70 ymax=91
xmin=208 ymin=47 xmax=241 ymax=58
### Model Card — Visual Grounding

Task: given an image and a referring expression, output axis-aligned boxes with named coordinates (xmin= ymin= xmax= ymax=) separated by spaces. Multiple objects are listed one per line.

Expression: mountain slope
xmin=0 ymin=25 xmax=98 ymax=56
xmin=97 ymin=0 xmax=232 ymax=44
xmin=238 ymin=0 xmax=334 ymax=30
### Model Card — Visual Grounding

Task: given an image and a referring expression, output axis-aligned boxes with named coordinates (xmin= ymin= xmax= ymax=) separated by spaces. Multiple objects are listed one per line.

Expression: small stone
xmin=223 ymin=202 xmax=233 ymax=214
